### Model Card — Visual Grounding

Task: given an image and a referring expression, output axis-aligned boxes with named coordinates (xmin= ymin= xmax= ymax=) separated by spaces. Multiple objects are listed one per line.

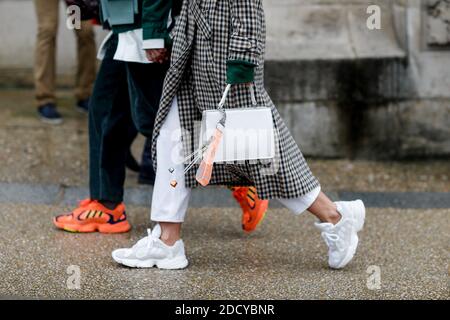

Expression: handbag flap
xmin=200 ymin=107 xmax=275 ymax=163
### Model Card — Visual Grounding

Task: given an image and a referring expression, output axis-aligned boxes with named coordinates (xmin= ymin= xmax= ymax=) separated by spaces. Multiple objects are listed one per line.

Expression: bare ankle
xmin=160 ymin=234 xmax=179 ymax=246
xmin=321 ymin=206 xmax=341 ymax=225
xmin=159 ymin=226 xmax=181 ymax=246
xmin=158 ymin=222 xmax=182 ymax=246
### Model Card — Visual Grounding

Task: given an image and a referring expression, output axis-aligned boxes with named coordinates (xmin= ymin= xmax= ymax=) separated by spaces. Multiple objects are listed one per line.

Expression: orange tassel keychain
xmin=195 ymin=123 xmax=224 ymax=186
xmin=194 ymin=84 xmax=230 ymax=186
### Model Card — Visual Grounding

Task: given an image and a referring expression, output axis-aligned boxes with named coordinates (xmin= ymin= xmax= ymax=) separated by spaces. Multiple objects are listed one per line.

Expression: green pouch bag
xmin=101 ymin=0 xmax=138 ymax=26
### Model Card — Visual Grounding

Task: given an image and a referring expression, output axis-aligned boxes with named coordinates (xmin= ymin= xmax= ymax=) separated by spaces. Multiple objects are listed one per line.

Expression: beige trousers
xmin=34 ymin=0 xmax=97 ymax=106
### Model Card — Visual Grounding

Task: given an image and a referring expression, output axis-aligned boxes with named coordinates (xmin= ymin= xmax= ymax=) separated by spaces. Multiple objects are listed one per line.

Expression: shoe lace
xmin=134 ymin=229 xmax=157 ymax=251
xmin=322 ymin=232 xmax=344 ymax=252
xmin=146 ymin=229 xmax=156 ymax=250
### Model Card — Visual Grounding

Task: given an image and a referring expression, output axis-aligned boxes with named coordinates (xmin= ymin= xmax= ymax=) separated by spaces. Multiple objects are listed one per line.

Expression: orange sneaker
xmin=53 ymin=199 xmax=131 ymax=233
xmin=231 ymin=186 xmax=268 ymax=233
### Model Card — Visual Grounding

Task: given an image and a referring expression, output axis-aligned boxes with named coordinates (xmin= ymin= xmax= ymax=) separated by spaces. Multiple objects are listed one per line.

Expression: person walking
xmin=53 ymin=0 xmax=267 ymax=234
xmin=34 ymin=0 xmax=97 ymax=124
xmin=112 ymin=0 xmax=366 ymax=270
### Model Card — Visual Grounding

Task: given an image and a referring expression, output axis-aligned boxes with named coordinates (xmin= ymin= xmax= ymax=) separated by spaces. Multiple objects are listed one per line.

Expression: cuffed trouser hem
xmin=278 ymin=186 xmax=321 ymax=215
xmin=151 ymin=217 xmax=185 ymax=223
xmin=90 ymin=193 xmax=125 ymax=204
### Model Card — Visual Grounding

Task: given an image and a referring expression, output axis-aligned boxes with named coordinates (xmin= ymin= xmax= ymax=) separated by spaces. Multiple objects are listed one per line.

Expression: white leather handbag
xmin=198 ymin=84 xmax=275 ymax=163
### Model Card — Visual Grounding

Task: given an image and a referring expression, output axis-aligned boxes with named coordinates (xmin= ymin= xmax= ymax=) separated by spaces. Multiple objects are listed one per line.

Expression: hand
xmin=145 ymin=48 xmax=169 ymax=63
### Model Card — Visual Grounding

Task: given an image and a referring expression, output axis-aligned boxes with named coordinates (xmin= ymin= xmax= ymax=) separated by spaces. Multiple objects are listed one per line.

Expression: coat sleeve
xmin=226 ymin=0 xmax=262 ymax=84
xmin=142 ymin=0 xmax=173 ymax=42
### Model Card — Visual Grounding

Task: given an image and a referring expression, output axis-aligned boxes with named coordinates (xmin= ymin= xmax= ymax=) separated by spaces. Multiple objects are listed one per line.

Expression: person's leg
xmin=126 ymin=61 xmax=168 ymax=138
xmin=279 ymin=187 xmax=341 ymax=224
xmin=53 ymin=35 xmax=132 ymax=233
xmin=74 ymin=20 xmax=97 ymax=109
xmin=150 ymin=96 xmax=191 ymax=243
xmin=279 ymin=187 xmax=365 ymax=269
xmin=125 ymin=61 xmax=167 ymax=182
xmin=112 ymin=97 xmax=189 ymax=268
xmin=124 ymin=124 xmax=141 ymax=173
xmin=278 ymin=186 xmax=322 ymax=216
xmin=307 ymin=192 xmax=341 ymax=224
xmin=89 ymin=38 xmax=132 ymax=206
xmin=126 ymin=60 xmax=167 ymax=183
xmin=33 ymin=0 xmax=62 ymax=123
xmin=127 ymin=63 xmax=190 ymax=245
xmin=34 ymin=0 xmax=58 ymax=106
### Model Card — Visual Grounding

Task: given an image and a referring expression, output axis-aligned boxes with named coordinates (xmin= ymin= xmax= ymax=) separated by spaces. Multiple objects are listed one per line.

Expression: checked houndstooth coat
xmin=151 ymin=0 xmax=320 ymax=199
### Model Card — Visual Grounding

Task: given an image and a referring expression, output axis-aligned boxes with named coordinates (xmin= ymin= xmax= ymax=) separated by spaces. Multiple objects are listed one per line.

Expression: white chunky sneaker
xmin=315 ymin=200 xmax=366 ymax=269
xmin=112 ymin=224 xmax=188 ymax=269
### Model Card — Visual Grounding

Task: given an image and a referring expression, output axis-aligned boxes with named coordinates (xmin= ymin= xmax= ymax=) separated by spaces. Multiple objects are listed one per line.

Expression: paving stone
xmin=0 ymin=183 xmax=60 ymax=205
xmin=0 ymin=204 xmax=447 ymax=299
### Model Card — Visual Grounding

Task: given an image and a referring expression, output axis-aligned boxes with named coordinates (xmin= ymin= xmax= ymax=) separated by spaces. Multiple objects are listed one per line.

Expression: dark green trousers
xmin=89 ymin=34 xmax=167 ymax=203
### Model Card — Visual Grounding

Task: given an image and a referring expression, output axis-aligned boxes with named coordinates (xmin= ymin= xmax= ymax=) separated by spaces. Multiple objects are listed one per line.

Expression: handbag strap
xmin=218 ymin=83 xmax=257 ymax=110
xmin=218 ymin=84 xmax=232 ymax=109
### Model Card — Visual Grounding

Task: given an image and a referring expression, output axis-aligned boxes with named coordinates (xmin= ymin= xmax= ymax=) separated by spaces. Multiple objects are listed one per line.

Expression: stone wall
xmin=425 ymin=0 xmax=450 ymax=47
xmin=264 ymin=0 xmax=450 ymax=158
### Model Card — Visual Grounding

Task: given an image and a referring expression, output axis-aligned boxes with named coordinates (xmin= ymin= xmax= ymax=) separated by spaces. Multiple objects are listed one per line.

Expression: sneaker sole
xmin=40 ymin=117 xmax=63 ymax=125
xmin=112 ymin=253 xmax=189 ymax=270
xmin=53 ymin=218 xmax=131 ymax=234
